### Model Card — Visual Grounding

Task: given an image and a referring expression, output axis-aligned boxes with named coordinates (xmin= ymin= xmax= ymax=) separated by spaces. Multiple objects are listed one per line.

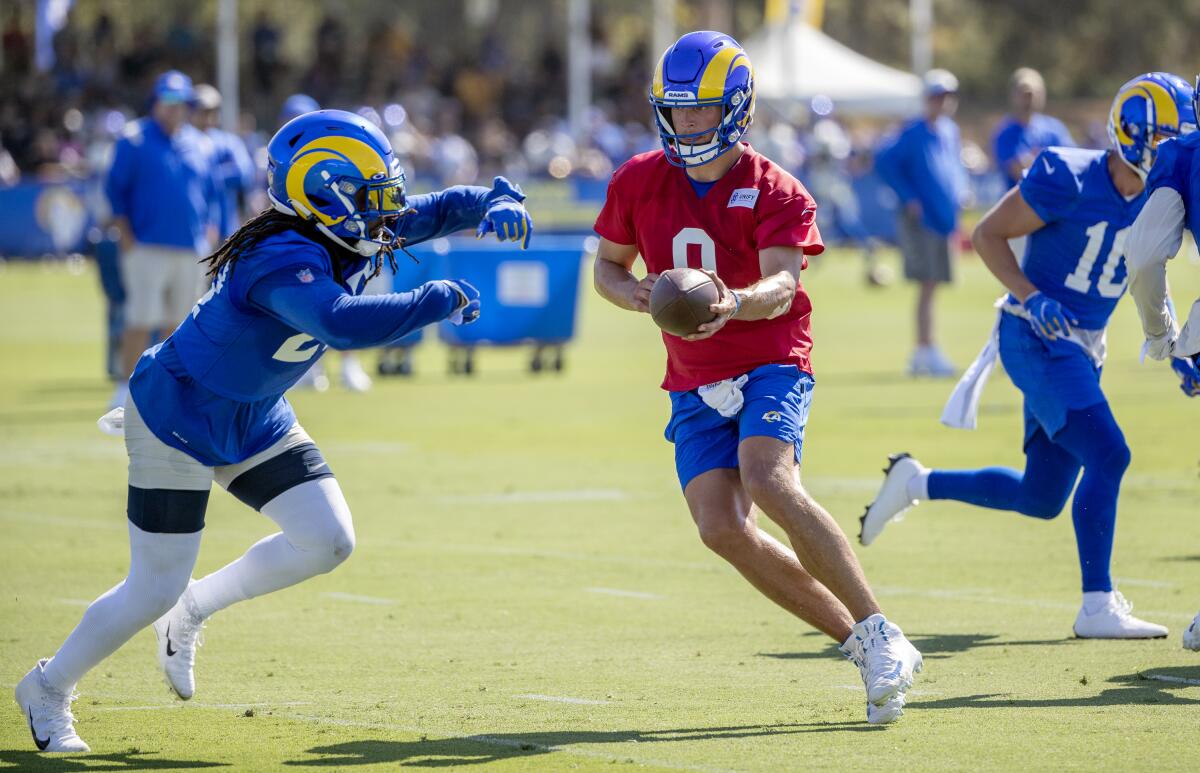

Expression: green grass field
xmin=2 ymin=248 xmax=1198 ymax=772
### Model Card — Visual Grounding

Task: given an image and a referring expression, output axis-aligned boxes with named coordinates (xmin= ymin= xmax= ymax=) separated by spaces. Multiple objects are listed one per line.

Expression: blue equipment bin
xmin=407 ymin=235 xmax=588 ymax=373
xmin=411 ymin=236 xmax=587 ymax=346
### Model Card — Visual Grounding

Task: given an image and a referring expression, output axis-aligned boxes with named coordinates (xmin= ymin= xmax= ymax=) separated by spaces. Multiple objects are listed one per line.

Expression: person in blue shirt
xmin=1125 ymin=76 xmax=1200 ymax=653
xmin=14 ymin=109 xmax=534 ymax=753
xmin=105 ymin=70 xmax=220 ymax=410
xmin=193 ymin=83 xmax=255 ymax=241
xmin=993 ymin=68 xmax=1075 ymax=190
xmin=875 ymin=69 xmax=969 ymax=378
xmin=860 ymin=73 xmax=1199 ymax=640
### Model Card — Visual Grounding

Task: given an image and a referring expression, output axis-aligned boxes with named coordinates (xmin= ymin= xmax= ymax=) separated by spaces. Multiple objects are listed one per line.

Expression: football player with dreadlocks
xmin=15 ymin=109 xmax=533 ymax=753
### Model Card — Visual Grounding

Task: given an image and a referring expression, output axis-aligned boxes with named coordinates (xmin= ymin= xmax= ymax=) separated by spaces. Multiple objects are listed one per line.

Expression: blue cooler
xmin=409 ymin=235 xmax=588 ymax=374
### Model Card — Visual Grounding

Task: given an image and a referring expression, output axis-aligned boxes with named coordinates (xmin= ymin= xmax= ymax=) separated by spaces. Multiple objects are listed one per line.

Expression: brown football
xmin=649 ymin=268 xmax=720 ymax=337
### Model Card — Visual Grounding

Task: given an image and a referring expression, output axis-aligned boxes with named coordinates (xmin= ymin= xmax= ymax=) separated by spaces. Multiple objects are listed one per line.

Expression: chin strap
xmin=268 ymin=189 xmax=376 ymax=256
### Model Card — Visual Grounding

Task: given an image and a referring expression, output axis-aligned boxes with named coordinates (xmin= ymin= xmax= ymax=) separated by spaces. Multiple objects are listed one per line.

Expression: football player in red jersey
xmin=592 ymin=31 xmax=923 ymax=724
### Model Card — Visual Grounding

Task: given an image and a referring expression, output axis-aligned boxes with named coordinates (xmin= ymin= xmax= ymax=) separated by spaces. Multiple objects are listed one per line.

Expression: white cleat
xmin=153 ymin=597 xmax=205 ymax=700
xmin=1072 ymin=592 xmax=1168 ymax=639
xmin=867 ymin=696 xmax=905 ymax=725
xmin=1184 ymin=611 xmax=1200 ymax=651
xmin=860 ymin=453 xmax=926 ymax=546
xmin=854 ymin=614 xmax=924 ymax=706
xmin=839 ymin=617 xmax=921 ymax=723
xmin=340 ymin=355 xmax=373 ymax=392
xmin=14 ymin=659 xmax=89 ymax=753
xmin=839 ymin=636 xmax=893 ymax=724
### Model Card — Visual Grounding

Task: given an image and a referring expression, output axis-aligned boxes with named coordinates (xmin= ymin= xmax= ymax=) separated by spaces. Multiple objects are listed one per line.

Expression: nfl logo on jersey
xmin=296 ymin=268 xmax=314 ymax=284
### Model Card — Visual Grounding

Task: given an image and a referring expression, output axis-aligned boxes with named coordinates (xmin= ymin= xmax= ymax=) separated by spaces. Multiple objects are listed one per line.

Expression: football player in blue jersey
xmin=859 ymin=73 xmax=1198 ymax=639
xmin=1125 ymin=74 xmax=1200 ymax=652
xmin=14 ymin=109 xmax=534 ymax=753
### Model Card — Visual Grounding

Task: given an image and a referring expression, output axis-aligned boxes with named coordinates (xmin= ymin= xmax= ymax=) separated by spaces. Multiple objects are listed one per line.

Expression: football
xmin=649 ymin=268 xmax=720 ymax=337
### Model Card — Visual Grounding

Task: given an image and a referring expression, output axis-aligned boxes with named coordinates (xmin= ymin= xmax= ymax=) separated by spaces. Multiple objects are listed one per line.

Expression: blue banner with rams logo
xmin=0 ymin=178 xmax=99 ymax=257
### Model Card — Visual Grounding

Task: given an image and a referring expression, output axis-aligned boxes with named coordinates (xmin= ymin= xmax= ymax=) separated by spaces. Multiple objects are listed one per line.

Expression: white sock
xmin=43 ymin=522 xmax=200 ymax=692
xmin=1082 ymin=591 xmax=1114 ymax=615
xmin=186 ymin=478 xmax=355 ymax=619
xmin=906 ymin=469 xmax=930 ymax=501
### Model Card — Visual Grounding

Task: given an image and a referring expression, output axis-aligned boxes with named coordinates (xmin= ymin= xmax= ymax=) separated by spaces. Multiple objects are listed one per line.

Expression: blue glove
xmin=1023 ymin=291 xmax=1079 ymax=342
xmin=1171 ymin=355 xmax=1200 ymax=397
xmin=443 ymin=279 xmax=480 ymax=325
xmin=476 ymin=176 xmax=533 ymax=249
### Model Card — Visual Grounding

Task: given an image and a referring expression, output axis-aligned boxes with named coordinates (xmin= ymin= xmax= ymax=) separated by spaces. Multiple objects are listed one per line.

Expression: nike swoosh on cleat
xmin=28 ymin=707 xmax=50 ymax=751
xmin=165 ymin=624 xmax=177 ymax=657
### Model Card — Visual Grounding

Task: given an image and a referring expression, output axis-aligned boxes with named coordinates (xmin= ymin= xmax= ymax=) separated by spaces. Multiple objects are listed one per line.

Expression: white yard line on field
xmin=95 ymin=701 xmax=313 ymax=712
xmin=433 ymin=489 xmax=627 ymax=505
xmin=280 ymin=713 xmax=741 ymax=773
xmin=1142 ymin=674 xmax=1200 ymax=686
xmin=513 ymin=694 xmax=611 ymax=705
xmin=585 ymin=587 xmax=665 ymax=600
xmin=321 ymin=591 xmax=397 ymax=605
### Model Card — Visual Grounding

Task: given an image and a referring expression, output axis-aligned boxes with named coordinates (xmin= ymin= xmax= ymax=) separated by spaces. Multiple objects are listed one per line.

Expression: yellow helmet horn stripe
xmin=651 ymin=53 xmax=666 ymax=99
xmin=285 ymin=136 xmax=389 ymax=226
xmin=697 ymin=46 xmax=749 ymax=101
xmin=1143 ymin=80 xmax=1180 ymax=134
xmin=1111 ymin=79 xmax=1180 ymax=148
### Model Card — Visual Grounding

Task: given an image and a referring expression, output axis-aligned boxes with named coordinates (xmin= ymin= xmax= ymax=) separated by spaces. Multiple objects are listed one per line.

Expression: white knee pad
xmin=261 ymin=478 xmax=356 ymax=573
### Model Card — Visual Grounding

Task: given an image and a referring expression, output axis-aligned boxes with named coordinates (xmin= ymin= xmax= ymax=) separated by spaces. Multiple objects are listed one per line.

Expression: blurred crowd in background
xmin=0 ymin=3 xmax=663 ymax=191
xmin=0 ymin=1 xmax=1115 ymax=221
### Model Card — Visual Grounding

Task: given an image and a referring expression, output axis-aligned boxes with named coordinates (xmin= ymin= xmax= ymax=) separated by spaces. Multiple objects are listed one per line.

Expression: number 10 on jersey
xmin=1063 ymin=222 xmax=1129 ymax=298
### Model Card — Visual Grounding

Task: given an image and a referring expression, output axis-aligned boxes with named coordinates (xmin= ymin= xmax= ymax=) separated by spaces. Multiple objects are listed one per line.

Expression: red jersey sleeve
xmin=593 ymin=161 xmax=637 ymax=245
xmin=753 ymin=175 xmax=825 ymax=256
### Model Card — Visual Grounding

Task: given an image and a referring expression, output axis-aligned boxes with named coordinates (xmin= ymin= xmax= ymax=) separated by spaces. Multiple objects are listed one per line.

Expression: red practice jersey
xmin=594 ymin=144 xmax=824 ymax=391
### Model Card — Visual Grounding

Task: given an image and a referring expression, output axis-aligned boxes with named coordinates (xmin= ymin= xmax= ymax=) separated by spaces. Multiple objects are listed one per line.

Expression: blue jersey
xmin=105 ymin=118 xmax=219 ymax=254
xmin=129 ymin=186 xmax=493 ymax=466
xmin=993 ymin=113 xmax=1075 ymax=189
xmin=874 ymin=115 xmax=967 ymax=235
xmin=1014 ymin=147 xmax=1146 ymax=330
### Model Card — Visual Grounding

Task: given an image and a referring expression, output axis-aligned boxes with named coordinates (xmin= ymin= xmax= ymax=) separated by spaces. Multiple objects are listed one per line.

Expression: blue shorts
xmin=665 ymin=364 xmax=814 ymax=491
xmin=998 ymin=313 xmax=1107 ymax=448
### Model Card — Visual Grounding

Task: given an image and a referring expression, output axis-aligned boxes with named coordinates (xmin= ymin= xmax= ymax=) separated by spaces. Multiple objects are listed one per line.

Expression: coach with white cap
xmin=105 ymin=70 xmax=219 ymax=409
xmin=875 ymin=69 xmax=969 ymax=378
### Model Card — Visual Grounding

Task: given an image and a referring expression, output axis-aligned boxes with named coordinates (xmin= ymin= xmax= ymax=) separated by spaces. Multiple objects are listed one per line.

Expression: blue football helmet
xmin=266 ymin=109 xmax=408 ymax=257
xmin=1108 ymin=72 xmax=1197 ymax=178
xmin=649 ymin=31 xmax=755 ymax=167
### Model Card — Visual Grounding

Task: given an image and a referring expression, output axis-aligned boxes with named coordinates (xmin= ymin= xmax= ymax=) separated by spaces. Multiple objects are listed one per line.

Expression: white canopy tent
xmin=744 ymin=20 xmax=923 ymax=117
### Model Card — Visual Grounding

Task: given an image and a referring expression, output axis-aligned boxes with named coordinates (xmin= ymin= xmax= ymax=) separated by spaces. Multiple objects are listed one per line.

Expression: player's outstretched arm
xmin=1126 ymin=186 xmax=1186 ymax=359
xmin=401 ymin=177 xmax=532 ymax=249
xmin=248 ymin=266 xmax=470 ymax=349
xmin=594 ymin=237 xmax=655 ymax=312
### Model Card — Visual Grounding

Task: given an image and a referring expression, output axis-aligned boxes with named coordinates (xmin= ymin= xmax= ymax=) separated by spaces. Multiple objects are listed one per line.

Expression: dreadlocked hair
xmin=203 ymin=208 xmax=401 ymax=285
